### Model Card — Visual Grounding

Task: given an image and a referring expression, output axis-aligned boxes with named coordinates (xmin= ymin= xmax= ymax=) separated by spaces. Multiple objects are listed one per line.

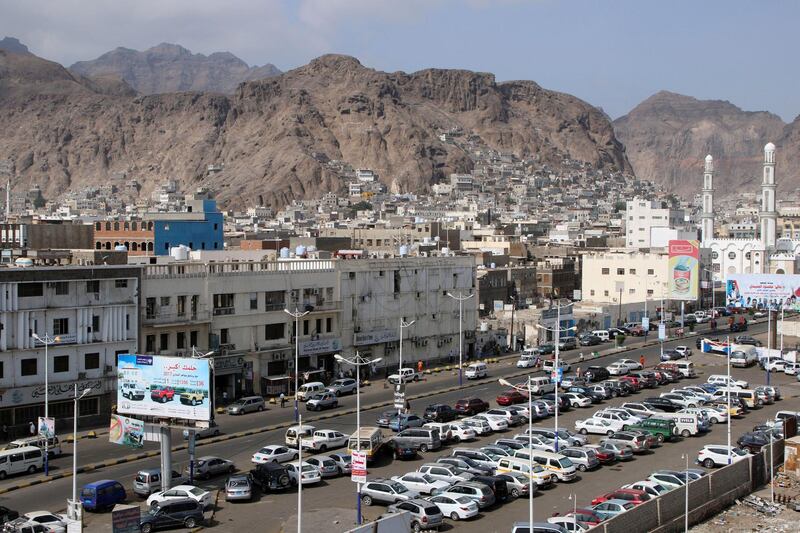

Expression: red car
xmin=591 ymin=488 xmax=650 ymax=506
xmin=495 ymin=390 xmax=526 ymax=406
xmin=150 ymin=386 xmax=176 ymax=403
xmin=454 ymin=397 xmax=490 ymax=416
xmin=590 ymin=447 xmax=616 ymax=464
xmin=619 ymin=375 xmax=642 ymax=390
xmin=628 ymin=325 xmax=646 ymax=336
xmin=568 ymin=509 xmax=605 ymax=527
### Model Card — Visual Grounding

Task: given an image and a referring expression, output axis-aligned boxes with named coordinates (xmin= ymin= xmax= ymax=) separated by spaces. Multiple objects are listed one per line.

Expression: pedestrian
xmin=578 ymin=352 xmax=585 ymax=362
xmin=405 ymin=399 xmax=411 ymax=413
xmin=417 ymin=360 xmax=423 ymax=374
xmin=222 ymin=390 xmax=228 ymax=405
xmin=279 ymin=392 xmax=286 ymax=408
xmin=576 ymin=366 xmax=582 ymax=378
xmin=639 ymin=354 xmax=646 ymax=368
xmin=29 ymin=421 xmax=35 ymax=436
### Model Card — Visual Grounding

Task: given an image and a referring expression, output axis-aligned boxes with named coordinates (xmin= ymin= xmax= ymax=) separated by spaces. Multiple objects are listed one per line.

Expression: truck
xmin=387 ymin=368 xmax=420 ymax=384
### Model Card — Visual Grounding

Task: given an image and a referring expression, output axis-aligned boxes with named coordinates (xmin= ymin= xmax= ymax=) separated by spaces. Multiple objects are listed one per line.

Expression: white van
xmin=730 ymin=346 xmax=758 ymax=368
xmin=297 ymin=382 xmax=325 ymax=401
xmin=674 ymin=360 xmax=696 ymax=378
xmin=527 ymin=450 xmax=577 ymax=482
xmin=592 ymin=330 xmax=610 ymax=342
xmin=285 ymin=424 xmax=316 ymax=447
xmin=517 ymin=352 xmax=537 ymax=368
xmin=0 ymin=446 xmax=43 ymax=479
xmin=654 ymin=413 xmax=700 ymax=437
xmin=465 ymin=363 xmax=488 ymax=379
xmin=6 ymin=436 xmax=62 ymax=458
xmin=495 ymin=456 xmax=552 ymax=486
xmin=529 ymin=376 xmax=555 ymax=395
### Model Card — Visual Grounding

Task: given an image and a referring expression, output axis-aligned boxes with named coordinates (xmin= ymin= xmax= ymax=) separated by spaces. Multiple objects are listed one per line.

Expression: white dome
xmin=705 ymin=154 xmax=713 ymax=162
xmin=765 ymin=142 xmax=776 ymax=152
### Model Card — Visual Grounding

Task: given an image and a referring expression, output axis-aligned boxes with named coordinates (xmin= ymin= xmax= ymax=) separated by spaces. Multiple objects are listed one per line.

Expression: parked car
xmin=388 ymin=368 xmax=422 ymax=384
xmin=300 ymin=430 xmax=348 ymax=452
xmin=390 ymin=440 xmax=418 ymax=461
xmin=643 ymin=397 xmax=681 ymax=413
xmin=79 ymin=480 xmax=126 ymax=512
xmin=386 ymin=499 xmax=444 ymax=531
xmin=146 ymin=485 xmax=213 ymax=509
xmin=560 ymin=447 xmax=600 ymax=472
xmin=427 ymin=494 xmax=480 ymax=521
xmin=674 ymin=346 xmax=692 ymax=358
xmin=304 ymin=455 xmax=340 ymax=478
xmin=485 ymin=408 xmax=526 ymax=426
xmin=563 ymin=393 xmax=592 ymax=408
xmin=133 ymin=469 xmax=187 ymax=498
xmin=417 ymin=463 xmax=474 ymax=484
xmin=547 ymin=516 xmax=589 ymax=532
xmin=251 ymin=445 xmax=298 ymax=464
xmin=225 ymin=396 xmax=264 ymax=415
xmin=587 ymin=442 xmax=633 ymax=461
xmin=590 ymin=499 xmax=636 ymax=519
xmin=591 ymin=488 xmax=650 ymax=506
xmin=326 ymin=378 xmax=358 ymax=396
xmin=423 ymin=404 xmax=458 ymax=423
xmin=601 ymin=432 xmax=650 ymax=454
xmin=584 ymin=366 xmax=610 ymax=383
xmin=305 ymin=392 xmax=339 ymax=411
xmin=249 ymin=462 xmax=292 ymax=492
xmin=621 ymin=480 xmax=669 ymax=498
xmin=559 ymin=338 xmax=578 ymax=351
xmin=697 ymin=445 xmax=751 ymax=468
xmin=647 ymin=470 xmax=685 ymax=490
xmin=328 ymin=453 xmax=352 ymax=474
xmin=285 ymin=462 xmax=322 ymax=486
xmin=390 ymin=473 xmax=450 ymax=495
xmin=139 ymin=499 xmax=205 ymax=532
xmin=737 ymin=432 xmax=770 ymax=453
xmin=454 ymin=398 xmax=490 ymax=416
xmin=496 ymin=390 xmax=528 ymax=406
xmin=496 ymin=471 xmax=535 ymax=498
xmin=437 ymin=456 xmax=493 ymax=476
xmin=224 ymin=474 xmax=253 ymax=502
xmin=437 ymin=481 xmax=496 ymax=509
xmin=567 ymin=509 xmax=605 ymax=528
xmin=606 ymin=362 xmax=630 ymax=376
xmin=579 ymin=335 xmax=602 ymax=347
xmin=361 ymin=478 xmax=420 ymax=506
xmin=389 ymin=414 xmax=425 ymax=432
xmin=185 ymin=456 xmax=235 ymax=480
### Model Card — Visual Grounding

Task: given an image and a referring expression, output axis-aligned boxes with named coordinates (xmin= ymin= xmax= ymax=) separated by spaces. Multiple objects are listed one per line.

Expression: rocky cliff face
xmin=0 ymin=51 xmax=631 ymax=209
xmin=614 ymin=91 xmax=790 ymax=197
xmin=70 ymin=43 xmax=281 ymax=95
xmin=0 ymin=37 xmax=31 ymax=55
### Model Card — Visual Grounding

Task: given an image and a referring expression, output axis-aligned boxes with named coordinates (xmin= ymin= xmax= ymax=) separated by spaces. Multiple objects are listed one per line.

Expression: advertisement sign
xmin=658 ymin=323 xmax=666 ymax=341
xmin=111 ymin=505 xmax=141 ymax=533
xmin=726 ymin=274 xmax=800 ymax=310
xmin=38 ymin=417 xmax=54 ymax=438
xmin=668 ymin=240 xmax=699 ymax=300
xmin=351 ymin=451 xmax=367 ymax=483
xmin=354 ymin=329 xmax=400 ymax=346
xmin=393 ymin=383 xmax=406 ymax=410
xmin=117 ymin=354 xmax=211 ymax=421
xmin=109 ymin=414 xmax=144 ymax=448
xmin=550 ymin=367 xmax=563 ymax=384
xmin=642 ymin=316 xmax=650 ymax=331
xmin=299 ymin=337 xmax=342 ymax=356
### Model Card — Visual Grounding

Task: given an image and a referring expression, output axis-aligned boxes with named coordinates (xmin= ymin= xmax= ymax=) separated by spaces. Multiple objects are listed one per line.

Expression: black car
xmin=643 ymin=397 xmax=681 ymax=413
xmin=566 ymin=386 xmax=604 ymax=403
xmin=390 ymin=439 xmax=419 ymax=460
xmin=579 ymin=335 xmax=602 ymax=346
xmin=250 ymin=462 xmax=292 ymax=492
xmin=541 ymin=393 xmax=571 ymax=411
xmin=558 ymin=337 xmax=578 ymax=351
xmin=735 ymin=335 xmax=763 ymax=347
xmin=472 ymin=475 xmax=510 ymax=502
xmin=0 ymin=506 xmax=19 ymax=525
xmin=737 ymin=432 xmax=770 ymax=453
xmin=140 ymin=498 xmax=205 ymax=532
xmin=661 ymin=349 xmax=683 ymax=361
xmin=600 ymin=381 xmax=629 ymax=397
xmin=437 ymin=456 xmax=493 ymax=476
xmin=584 ymin=366 xmax=610 ymax=383
xmin=423 ymin=404 xmax=458 ymax=423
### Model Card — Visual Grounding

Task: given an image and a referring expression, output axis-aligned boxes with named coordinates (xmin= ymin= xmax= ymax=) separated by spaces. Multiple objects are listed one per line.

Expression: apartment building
xmin=626 ymin=199 xmax=685 ymax=249
xmin=0 ymin=265 xmax=140 ymax=432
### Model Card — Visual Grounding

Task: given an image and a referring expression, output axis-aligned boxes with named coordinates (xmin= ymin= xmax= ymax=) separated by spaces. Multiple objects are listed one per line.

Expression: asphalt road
xmin=3 ymin=320 xmax=795 ymax=533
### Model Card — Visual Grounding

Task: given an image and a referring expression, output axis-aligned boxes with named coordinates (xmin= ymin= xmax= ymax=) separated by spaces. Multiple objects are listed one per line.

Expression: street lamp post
xmin=766 ymin=308 xmax=772 ymax=386
xmin=499 ymin=378 xmax=534 ymax=529
xmin=681 ymin=453 xmax=689 ymax=533
xmin=32 ymin=332 xmax=57 ymax=476
xmin=285 ymin=307 xmax=310 ymax=423
xmin=726 ymin=335 xmax=731 ymax=465
xmin=69 ymin=386 xmax=91 ymax=519
xmin=768 ymin=421 xmax=774 ymax=503
xmin=447 ymin=291 xmax=474 ymax=387
xmin=398 ymin=319 xmax=415 ymax=415
xmin=297 ymin=413 xmax=303 ymax=533
xmin=335 ymin=352 xmax=382 ymax=526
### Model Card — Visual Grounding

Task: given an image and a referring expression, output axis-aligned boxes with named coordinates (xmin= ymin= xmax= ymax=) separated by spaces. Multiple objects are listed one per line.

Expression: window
xmin=53 ymin=318 xmax=69 ymax=336
xmin=87 ymin=280 xmax=99 ymax=293
xmin=177 ymin=332 xmax=186 ymax=350
xmin=728 ymin=252 xmax=736 ymax=260
xmin=220 ymin=328 xmax=229 ymax=345
xmin=604 ymin=290 xmax=609 ymax=297
xmin=84 ymin=353 xmax=100 ymax=370
xmin=160 ymin=296 xmax=170 ymax=307
xmin=647 ymin=269 xmax=654 ymax=275
xmin=115 ymin=279 xmax=128 ymax=288
xmin=190 ymin=330 xmax=198 ymax=347
xmin=79 ymin=397 xmax=99 ymax=416
xmin=146 ymin=335 xmax=155 ymax=353
xmin=177 ymin=295 xmax=186 ymax=317
xmin=303 ymin=320 xmax=309 ymax=336
xmin=146 ymin=297 xmax=156 ymax=319
xmin=54 ymin=282 xmax=69 ymax=295
xmin=617 ymin=268 xmax=625 ymax=275
xmin=54 ymin=355 xmax=69 ymax=373
xmin=91 ymin=315 xmax=100 ymax=333
xmin=326 ymin=317 xmax=332 ymax=333
xmin=265 ymin=323 xmax=284 ymax=340
xmin=629 ymin=269 xmax=636 ymax=275
xmin=21 ymin=358 xmax=37 ymax=376
xmin=601 ymin=268 xmax=610 ymax=275
xmin=159 ymin=334 xmax=169 ymax=351
xmin=213 ymin=293 xmax=235 ymax=315
xmin=629 ymin=288 xmax=635 ymax=294
xmin=590 ymin=290 xmax=595 ymax=296
xmin=249 ymin=293 xmax=258 ymax=310
xmin=0 ymin=361 xmax=3 ymax=379
xmin=647 ymin=289 xmax=654 ymax=296
xmin=18 ymin=283 xmax=43 ymax=297
xmin=264 ymin=291 xmax=284 ymax=311
xmin=315 ymin=319 xmax=322 ymax=334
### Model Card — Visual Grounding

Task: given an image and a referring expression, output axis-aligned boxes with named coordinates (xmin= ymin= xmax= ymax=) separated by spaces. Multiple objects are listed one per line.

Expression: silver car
xmin=328 ymin=453 xmax=352 ymax=474
xmin=326 ymin=378 xmax=358 ymax=396
xmin=305 ymin=392 xmax=339 ymax=411
xmin=186 ymin=456 xmax=235 ymax=479
xmin=305 ymin=455 xmax=339 ymax=478
xmin=386 ymin=498 xmax=444 ymax=531
xmin=225 ymin=474 xmax=253 ymax=502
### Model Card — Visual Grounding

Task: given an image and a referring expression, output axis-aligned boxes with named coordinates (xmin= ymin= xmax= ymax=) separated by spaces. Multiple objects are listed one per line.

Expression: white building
xmin=625 ymin=198 xmax=685 ymax=249
xmin=0 ymin=266 xmax=140 ymax=432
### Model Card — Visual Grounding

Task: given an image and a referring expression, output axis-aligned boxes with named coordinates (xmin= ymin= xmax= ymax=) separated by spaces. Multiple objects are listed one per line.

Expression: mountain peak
xmin=0 ymin=36 xmax=31 ymax=55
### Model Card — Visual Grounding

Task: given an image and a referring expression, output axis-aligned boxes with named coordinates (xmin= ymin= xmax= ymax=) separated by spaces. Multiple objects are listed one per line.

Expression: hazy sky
xmin=2 ymin=0 xmax=798 ymax=121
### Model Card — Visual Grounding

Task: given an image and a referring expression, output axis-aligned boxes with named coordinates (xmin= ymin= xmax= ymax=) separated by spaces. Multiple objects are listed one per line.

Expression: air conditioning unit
xmin=78 ymin=372 xmax=87 ymax=380
xmin=104 ymin=365 xmax=113 ymax=374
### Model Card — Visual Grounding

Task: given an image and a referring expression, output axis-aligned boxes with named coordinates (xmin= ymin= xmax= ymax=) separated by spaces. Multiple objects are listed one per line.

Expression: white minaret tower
xmin=760 ymin=142 xmax=777 ymax=248
xmin=701 ymin=154 xmax=714 ymax=244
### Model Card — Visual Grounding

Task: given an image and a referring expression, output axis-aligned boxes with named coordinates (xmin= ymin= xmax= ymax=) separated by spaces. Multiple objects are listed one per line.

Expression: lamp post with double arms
xmin=335 ymin=352 xmax=382 ymax=526
xmin=69 ymin=386 xmax=92 ymax=519
xmin=446 ymin=291 xmax=474 ymax=387
xmin=398 ymin=318 xmax=415 ymax=416
xmin=499 ymin=377 xmax=534 ymax=529
xmin=32 ymin=332 xmax=58 ymax=476
xmin=284 ymin=307 xmax=310 ymax=423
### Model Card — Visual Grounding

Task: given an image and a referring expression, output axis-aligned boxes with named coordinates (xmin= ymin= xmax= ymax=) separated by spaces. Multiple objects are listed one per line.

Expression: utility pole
xmin=447 ymin=291 xmax=474 ymax=387
xmin=285 ymin=307 xmax=310 ymax=422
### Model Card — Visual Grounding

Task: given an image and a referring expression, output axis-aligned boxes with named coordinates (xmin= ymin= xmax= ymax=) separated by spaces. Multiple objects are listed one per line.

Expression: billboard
xmin=668 ymin=240 xmax=699 ymax=300
xmin=117 ymin=354 xmax=212 ymax=421
xmin=38 ymin=417 xmax=54 ymax=438
xmin=109 ymin=414 xmax=144 ymax=448
xmin=726 ymin=274 xmax=800 ymax=310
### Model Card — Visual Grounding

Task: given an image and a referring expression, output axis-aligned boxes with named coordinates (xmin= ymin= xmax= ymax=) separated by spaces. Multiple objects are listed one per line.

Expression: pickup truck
xmin=150 ymin=386 xmax=176 ymax=403
xmin=387 ymin=368 xmax=421 ymax=384
xmin=300 ymin=429 xmax=348 ymax=452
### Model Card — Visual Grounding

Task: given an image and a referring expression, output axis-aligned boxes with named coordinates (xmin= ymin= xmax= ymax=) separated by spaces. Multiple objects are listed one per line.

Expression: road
xmin=3 ymin=320 xmax=795 ymax=533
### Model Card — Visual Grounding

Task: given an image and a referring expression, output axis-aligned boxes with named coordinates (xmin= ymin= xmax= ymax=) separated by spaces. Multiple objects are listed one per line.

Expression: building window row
xmin=95 ymin=221 xmax=154 ymax=232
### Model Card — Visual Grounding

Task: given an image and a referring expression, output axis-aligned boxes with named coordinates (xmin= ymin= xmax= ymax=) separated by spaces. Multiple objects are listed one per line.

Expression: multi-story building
xmin=625 ymin=198 xmax=685 ymax=249
xmin=0 ymin=265 xmax=140 ymax=433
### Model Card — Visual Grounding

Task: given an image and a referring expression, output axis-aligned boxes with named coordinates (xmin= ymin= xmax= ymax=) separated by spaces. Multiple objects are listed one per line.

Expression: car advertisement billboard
xmin=117 ymin=354 xmax=212 ymax=421
xmin=725 ymin=274 xmax=800 ymax=310
xmin=668 ymin=240 xmax=699 ymax=300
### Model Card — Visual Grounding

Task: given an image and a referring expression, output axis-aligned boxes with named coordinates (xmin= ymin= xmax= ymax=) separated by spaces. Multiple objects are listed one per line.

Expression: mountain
xmin=70 ymin=43 xmax=281 ymax=94
xmin=614 ymin=91 xmax=789 ymax=197
xmin=0 ymin=37 xmax=31 ymax=55
xmin=0 ymin=50 xmax=631 ymax=209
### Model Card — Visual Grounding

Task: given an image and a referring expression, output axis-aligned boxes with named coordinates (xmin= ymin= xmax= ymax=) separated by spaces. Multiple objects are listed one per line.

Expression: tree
xmin=613 ymin=200 xmax=626 ymax=212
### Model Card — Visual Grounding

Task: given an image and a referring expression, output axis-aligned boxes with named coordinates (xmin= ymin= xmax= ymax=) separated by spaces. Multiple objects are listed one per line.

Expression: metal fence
xmin=600 ymin=439 xmax=784 ymax=533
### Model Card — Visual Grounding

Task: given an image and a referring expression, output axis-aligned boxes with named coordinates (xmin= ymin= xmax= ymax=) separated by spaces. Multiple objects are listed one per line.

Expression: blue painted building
xmin=152 ymin=196 xmax=224 ymax=255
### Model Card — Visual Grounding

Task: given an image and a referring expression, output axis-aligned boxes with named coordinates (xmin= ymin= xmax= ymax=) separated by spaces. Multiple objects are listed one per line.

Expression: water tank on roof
xmin=14 ymin=258 xmax=33 ymax=268
xmin=114 ymin=245 xmax=128 ymax=252
xmin=170 ymin=245 xmax=189 ymax=261
xmin=423 ymin=237 xmax=431 ymax=244
xmin=441 ymin=247 xmax=450 ymax=256
xmin=490 ymin=262 xmax=496 ymax=269
xmin=399 ymin=245 xmax=409 ymax=257
xmin=480 ymin=322 xmax=489 ymax=332
xmin=295 ymin=245 xmax=307 ymax=257
xmin=280 ymin=247 xmax=290 ymax=258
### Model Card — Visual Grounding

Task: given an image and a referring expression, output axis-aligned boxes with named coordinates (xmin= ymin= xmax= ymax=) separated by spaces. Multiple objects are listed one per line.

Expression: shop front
xmin=213 ymin=354 xmax=246 ymax=403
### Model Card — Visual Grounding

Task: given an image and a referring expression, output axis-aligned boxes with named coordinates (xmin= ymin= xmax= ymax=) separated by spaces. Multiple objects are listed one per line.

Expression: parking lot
xmin=2 ymin=321 xmax=795 ymax=532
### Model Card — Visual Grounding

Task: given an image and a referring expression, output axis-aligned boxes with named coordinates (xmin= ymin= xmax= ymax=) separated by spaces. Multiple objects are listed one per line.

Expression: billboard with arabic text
xmin=725 ymin=274 xmax=800 ymax=310
xmin=117 ymin=354 xmax=211 ymax=421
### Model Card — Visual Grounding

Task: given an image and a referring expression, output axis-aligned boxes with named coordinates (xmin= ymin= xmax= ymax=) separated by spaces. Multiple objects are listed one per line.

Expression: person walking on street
xmin=639 ymin=354 xmax=646 ymax=368
xmin=279 ymin=392 xmax=286 ymax=408
xmin=29 ymin=421 xmax=35 ymax=436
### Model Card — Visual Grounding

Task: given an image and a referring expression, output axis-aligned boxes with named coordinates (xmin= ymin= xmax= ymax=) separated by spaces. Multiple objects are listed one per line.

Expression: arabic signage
xmin=668 ymin=240 xmax=699 ymax=300
xmin=299 ymin=337 xmax=342 ymax=355
xmin=109 ymin=414 xmax=144 ymax=448
xmin=354 ymin=329 xmax=399 ymax=346
xmin=658 ymin=323 xmax=667 ymax=341
xmin=38 ymin=417 xmax=54 ymax=438
xmin=351 ymin=450 xmax=367 ymax=483
xmin=726 ymin=274 xmax=800 ymax=310
xmin=117 ymin=354 xmax=212 ymax=421
xmin=393 ymin=383 xmax=406 ymax=410
xmin=33 ymin=333 xmax=77 ymax=347
xmin=0 ymin=378 xmax=108 ymax=408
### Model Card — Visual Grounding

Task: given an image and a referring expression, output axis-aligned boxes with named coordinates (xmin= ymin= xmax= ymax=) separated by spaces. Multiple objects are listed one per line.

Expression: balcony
xmin=293 ymin=299 xmax=342 ymax=314
xmin=213 ymin=307 xmax=235 ymax=316
xmin=142 ymin=309 xmax=212 ymax=327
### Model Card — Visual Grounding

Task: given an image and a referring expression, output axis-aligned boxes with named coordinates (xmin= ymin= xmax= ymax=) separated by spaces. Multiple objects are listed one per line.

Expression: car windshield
xmin=189 ymin=487 xmax=205 ymax=496
xmin=733 ymin=448 xmax=749 ymax=456
xmin=558 ymin=458 xmax=574 ymax=469
xmin=134 ymin=473 xmax=147 ymax=483
xmin=80 ymin=488 xmax=94 ymax=499
xmin=421 ymin=474 xmax=435 ymax=483
xmin=228 ymin=478 xmax=248 ymax=487
xmin=389 ymin=482 xmax=408 ymax=493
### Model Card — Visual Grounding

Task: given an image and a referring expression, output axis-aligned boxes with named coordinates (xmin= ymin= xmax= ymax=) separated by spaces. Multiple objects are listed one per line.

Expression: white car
xmin=659 ymin=393 xmax=700 ymax=408
xmin=697 ymin=445 xmax=751 ymax=468
xmin=486 ymin=408 xmax=527 ymax=425
xmin=622 ymin=480 xmax=669 ymax=497
xmin=547 ymin=516 xmax=590 ymax=532
xmin=707 ymin=375 xmax=748 ymax=388
xmin=514 ymin=435 xmax=556 ymax=452
xmin=460 ymin=417 xmax=492 ymax=435
xmin=674 ymin=346 xmax=692 ymax=357
xmin=427 ymin=494 xmax=479 ymax=521
xmin=593 ymin=409 xmax=643 ymax=427
xmin=563 ymin=392 xmax=592 ymax=408
xmin=616 ymin=358 xmax=643 ymax=371
xmin=285 ymin=462 xmax=323 ymax=485
xmin=684 ymin=406 xmax=726 ymax=424
xmin=575 ymin=417 xmax=617 ymax=436
xmin=472 ymin=414 xmax=509 ymax=432
xmin=22 ymin=512 xmax=67 ymax=533
xmin=300 ymin=429 xmax=348 ymax=452
xmin=447 ymin=423 xmax=478 ymax=443
xmin=388 ymin=367 xmax=421 ymax=384
xmin=147 ymin=485 xmax=213 ymax=508
xmin=251 ymin=445 xmax=298 ymax=464
xmin=391 ymin=472 xmax=451 ymax=495
xmin=784 ymin=362 xmax=800 ymax=375
xmin=606 ymin=362 xmax=630 ymax=376
xmin=764 ymin=358 xmax=787 ymax=372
